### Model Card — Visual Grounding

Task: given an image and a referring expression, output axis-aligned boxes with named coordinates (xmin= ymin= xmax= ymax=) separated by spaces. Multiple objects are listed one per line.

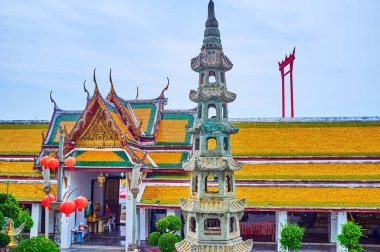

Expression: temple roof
xmin=0 ymin=161 xmax=42 ymax=178
xmin=145 ymin=162 xmax=380 ymax=181
xmin=0 ymin=121 xmax=48 ymax=155
xmin=231 ymin=118 xmax=380 ymax=157
xmin=0 ymin=181 xmax=57 ymax=202
xmin=140 ymin=185 xmax=380 ymax=210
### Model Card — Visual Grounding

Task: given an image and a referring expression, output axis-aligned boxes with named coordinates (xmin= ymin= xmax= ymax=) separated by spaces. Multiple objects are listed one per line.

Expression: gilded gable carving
xmin=76 ymin=110 xmax=120 ymax=148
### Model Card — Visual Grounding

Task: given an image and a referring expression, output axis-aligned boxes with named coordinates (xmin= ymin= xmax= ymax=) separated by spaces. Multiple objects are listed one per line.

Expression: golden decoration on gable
xmin=77 ymin=110 xmax=120 ymax=148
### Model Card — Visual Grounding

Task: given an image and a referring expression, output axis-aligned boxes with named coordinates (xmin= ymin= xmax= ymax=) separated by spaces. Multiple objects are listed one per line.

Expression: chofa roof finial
xmin=50 ymin=91 xmax=58 ymax=110
xmin=93 ymin=68 xmax=100 ymax=95
xmin=83 ymin=80 xmax=90 ymax=100
xmin=160 ymin=77 xmax=170 ymax=98
xmin=135 ymin=86 xmax=139 ymax=100
xmin=109 ymin=68 xmax=116 ymax=96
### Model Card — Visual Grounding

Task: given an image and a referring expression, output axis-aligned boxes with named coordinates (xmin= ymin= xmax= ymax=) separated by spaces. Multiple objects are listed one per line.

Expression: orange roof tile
xmin=0 ymin=123 xmax=48 ymax=155
xmin=0 ymin=182 xmax=57 ymax=201
xmin=235 ymin=163 xmax=380 ymax=181
xmin=231 ymin=121 xmax=380 ymax=156
xmin=148 ymin=152 xmax=187 ymax=167
xmin=132 ymin=108 xmax=153 ymax=133
xmin=140 ymin=185 xmax=380 ymax=208
xmin=0 ymin=161 xmax=41 ymax=177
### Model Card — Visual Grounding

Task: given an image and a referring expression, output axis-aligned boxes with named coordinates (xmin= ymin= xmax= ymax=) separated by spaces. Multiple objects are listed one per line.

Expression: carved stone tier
xmin=183 ymin=157 xmax=242 ymax=171
xmin=176 ymin=237 xmax=253 ymax=252
xmin=191 ymin=50 xmax=233 ymax=72
xmin=187 ymin=121 xmax=239 ymax=134
xmin=189 ymin=88 xmax=236 ymax=103
xmin=180 ymin=198 xmax=246 ymax=214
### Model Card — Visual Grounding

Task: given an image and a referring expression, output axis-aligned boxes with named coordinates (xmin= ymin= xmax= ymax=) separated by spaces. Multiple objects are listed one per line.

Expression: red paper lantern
xmin=40 ymin=156 xmax=50 ymax=170
xmin=59 ymin=201 xmax=76 ymax=217
xmin=48 ymin=157 xmax=59 ymax=173
xmin=41 ymin=194 xmax=56 ymax=210
xmin=73 ymin=196 xmax=88 ymax=212
xmin=64 ymin=157 xmax=76 ymax=171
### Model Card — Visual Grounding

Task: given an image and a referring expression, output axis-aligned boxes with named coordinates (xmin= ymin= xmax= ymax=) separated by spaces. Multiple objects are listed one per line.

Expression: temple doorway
xmin=288 ymin=212 xmax=329 ymax=243
xmin=149 ymin=209 xmax=167 ymax=233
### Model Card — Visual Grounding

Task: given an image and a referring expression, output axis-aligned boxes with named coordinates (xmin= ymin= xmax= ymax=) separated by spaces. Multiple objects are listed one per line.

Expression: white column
xmin=336 ymin=212 xmax=347 ymax=252
xmin=139 ymin=208 xmax=147 ymax=241
xmin=276 ymin=211 xmax=288 ymax=252
xmin=30 ymin=204 xmax=41 ymax=238
xmin=60 ymin=212 xmax=76 ymax=249
xmin=125 ymin=193 xmax=134 ymax=251
xmin=330 ymin=212 xmax=338 ymax=243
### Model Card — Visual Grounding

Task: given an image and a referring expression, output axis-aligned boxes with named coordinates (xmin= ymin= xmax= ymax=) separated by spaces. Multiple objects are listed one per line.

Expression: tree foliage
xmin=158 ymin=233 xmax=177 ymax=252
xmin=0 ymin=211 xmax=5 ymax=230
xmin=337 ymin=221 xmax=364 ymax=252
xmin=0 ymin=193 xmax=20 ymax=220
xmin=156 ymin=218 xmax=170 ymax=233
xmin=148 ymin=215 xmax=183 ymax=252
xmin=148 ymin=231 xmax=161 ymax=246
xmin=13 ymin=236 xmax=59 ymax=252
xmin=14 ymin=209 xmax=33 ymax=231
xmin=0 ymin=233 xmax=10 ymax=248
xmin=165 ymin=215 xmax=182 ymax=231
xmin=280 ymin=223 xmax=304 ymax=252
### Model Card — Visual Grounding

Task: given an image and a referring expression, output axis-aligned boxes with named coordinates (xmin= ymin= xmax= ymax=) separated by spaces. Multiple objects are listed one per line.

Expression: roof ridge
xmin=0 ymin=120 xmax=50 ymax=124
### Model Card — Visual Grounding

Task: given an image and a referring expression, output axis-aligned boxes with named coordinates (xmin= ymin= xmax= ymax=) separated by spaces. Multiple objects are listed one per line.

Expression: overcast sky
xmin=1 ymin=0 xmax=379 ymax=120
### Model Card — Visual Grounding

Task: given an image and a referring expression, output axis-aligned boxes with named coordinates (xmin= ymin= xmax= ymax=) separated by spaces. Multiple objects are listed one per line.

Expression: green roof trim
xmin=47 ymin=114 xmax=81 ymax=145
xmin=106 ymin=102 xmax=119 ymax=114
xmin=69 ymin=150 xmax=134 ymax=167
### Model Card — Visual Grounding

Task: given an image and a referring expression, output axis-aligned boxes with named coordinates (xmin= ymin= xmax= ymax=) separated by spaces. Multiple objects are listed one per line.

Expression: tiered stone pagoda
xmin=176 ymin=1 xmax=253 ymax=251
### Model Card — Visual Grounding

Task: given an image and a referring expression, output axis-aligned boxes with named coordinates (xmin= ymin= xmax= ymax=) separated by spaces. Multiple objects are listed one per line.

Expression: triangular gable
xmin=67 ymin=91 xmax=122 ymax=149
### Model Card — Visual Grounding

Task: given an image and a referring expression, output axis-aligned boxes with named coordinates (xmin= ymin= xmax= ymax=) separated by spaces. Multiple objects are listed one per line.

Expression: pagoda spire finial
xmin=202 ymin=0 xmax=221 ymax=48
xmin=206 ymin=0 xmax=218 ymax=28
xmin=93 ymin=68 xmax=100 ymax=95
xmin=109 ymin=68 xmax=116 ymax=96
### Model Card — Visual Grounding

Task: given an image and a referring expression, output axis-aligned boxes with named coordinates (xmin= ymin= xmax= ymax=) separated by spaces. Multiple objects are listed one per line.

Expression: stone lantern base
xmin=176 ymin=237 xmax=253 ymax=252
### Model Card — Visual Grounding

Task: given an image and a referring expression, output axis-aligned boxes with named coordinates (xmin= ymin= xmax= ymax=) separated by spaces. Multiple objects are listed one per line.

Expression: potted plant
xmin=337 ymin=221 xmax=364 ymax=252
xmin=279 ymin=223 xmax=304 ymax=252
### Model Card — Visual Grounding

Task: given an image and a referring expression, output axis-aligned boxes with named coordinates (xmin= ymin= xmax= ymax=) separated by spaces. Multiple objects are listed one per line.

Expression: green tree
xmin=0 ymin=193 xmax=20 ymax=220
xmin=148 ymin=231 xmax=161 ymax=246
xmin=148 ymin=215 xmax=183 ymax=252
xmin=337 ymin=221 xmax=364 ymax=252
xmin=158 ymin=233 xmax=177 ymax=252
xmin=13 ymin=236 xmax=59 ymax=252
xmin=0 ymin=211 xmax=5 ymax=230
xmin=280 ymin=223 xmax=304 ymax=252
xmin=165 ymin=215 xmax=182 ymax=231
xmin=14 ymin=209 xmax=33 ymax=231
xmin=0 ymin=233 xmax=10 ymax=248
